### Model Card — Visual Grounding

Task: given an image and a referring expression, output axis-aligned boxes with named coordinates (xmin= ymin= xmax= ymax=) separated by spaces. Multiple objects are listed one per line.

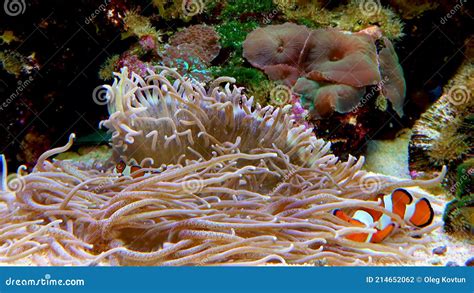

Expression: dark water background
xmin=0 ymin=0 xmax=471 ymax=170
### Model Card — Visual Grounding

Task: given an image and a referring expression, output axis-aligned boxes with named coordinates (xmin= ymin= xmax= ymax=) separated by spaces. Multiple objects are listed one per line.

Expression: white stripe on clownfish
xmin=352 ymin=210 xmax=375 ymax=243
xmin=404 ymin=202 xmax=417 ymax=222
xmin=378 ymin=194 xmax=394 ymax=230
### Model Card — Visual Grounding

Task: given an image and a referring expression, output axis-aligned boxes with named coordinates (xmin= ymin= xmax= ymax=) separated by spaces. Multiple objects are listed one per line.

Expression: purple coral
xmin=139 ymin=35 xmax=157 ymax=51
xmin=117 ymin=53 xmax=150 ymax=77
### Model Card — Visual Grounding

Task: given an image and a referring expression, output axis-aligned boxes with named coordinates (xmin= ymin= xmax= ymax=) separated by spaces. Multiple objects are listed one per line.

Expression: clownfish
xmin=333 ymin=188 xmax=434 ymax=243
xmin=114 ymin=161 xmax=149 ymax=179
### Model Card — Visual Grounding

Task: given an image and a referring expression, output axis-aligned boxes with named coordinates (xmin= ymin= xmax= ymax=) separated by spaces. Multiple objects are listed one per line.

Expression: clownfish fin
xmin=390 ymin=188 xmax=413 ymax=219
xmin=407 ymin=198 xmax=434 ymax=227
xmin=371 ymin=223 xmax=395 ymax=243
xmin=347 ymin=232 xmax=370 ymax=243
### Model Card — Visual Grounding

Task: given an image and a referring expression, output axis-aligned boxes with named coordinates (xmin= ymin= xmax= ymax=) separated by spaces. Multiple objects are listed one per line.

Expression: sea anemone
xmin=0 ymin=66 xmax=446 ymax=266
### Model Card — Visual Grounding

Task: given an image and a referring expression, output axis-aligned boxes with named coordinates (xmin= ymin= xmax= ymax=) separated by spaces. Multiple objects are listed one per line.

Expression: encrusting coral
xmin=168 ymin=25 xmax=221 ymax=65
xmin=409 ymin=60 xmax=473 ymax=173
xmin=161 ymin=25 xmax=220 ymax=82
xmin=122 ymin=10 xmax=162 ymax=44
xmin=0 ymin=66 xmax=446 ymax=266
xmin=274 ymin=0 xmax=404 ymax=40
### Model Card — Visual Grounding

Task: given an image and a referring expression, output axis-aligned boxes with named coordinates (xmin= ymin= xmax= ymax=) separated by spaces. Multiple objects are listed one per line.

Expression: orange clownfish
xmin=333 ymin=188 xmax=434 ymax=243
xmin=114 ymin=161 xmax=149 ymax=179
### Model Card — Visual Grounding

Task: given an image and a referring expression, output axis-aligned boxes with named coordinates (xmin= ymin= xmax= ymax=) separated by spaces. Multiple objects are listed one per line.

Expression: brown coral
xmin=243 ymin=22 xmax=310 ymax=73
xmin=243 ymin=23 xmax=407 ymax=118
xmin=378 ymin=37 xmax=407 ymax=117
xmin=301 ymin=29 xmax=381 ymax=87
xmin=293 ymin=77 xmax=365 ymax=118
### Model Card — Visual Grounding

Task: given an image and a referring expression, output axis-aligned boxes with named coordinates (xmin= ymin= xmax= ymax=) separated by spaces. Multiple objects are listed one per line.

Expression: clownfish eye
xmin=116 ymin=161 xmax=126 ymax=173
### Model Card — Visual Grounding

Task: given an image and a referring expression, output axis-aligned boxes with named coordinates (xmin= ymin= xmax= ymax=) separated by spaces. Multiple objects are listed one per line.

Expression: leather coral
xmin=243 ymin=23 xmax=406 ymax=118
